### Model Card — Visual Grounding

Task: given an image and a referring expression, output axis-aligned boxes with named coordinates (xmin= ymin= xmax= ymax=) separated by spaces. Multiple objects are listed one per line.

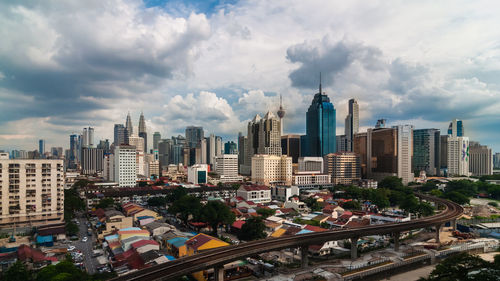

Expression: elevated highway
xmin=111 ymin=193 xmax=463 ymax=281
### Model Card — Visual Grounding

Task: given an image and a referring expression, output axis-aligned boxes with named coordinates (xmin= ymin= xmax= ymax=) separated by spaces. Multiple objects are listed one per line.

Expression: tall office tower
xmin=281 ymin=135 xmax=301 ymax=163
xmin=138 ymin=112 xmax=147 ymax=153
xmin=81 ymin=148 xmax=104 ymax=175
xmin=171 ymin=144 xmax=183 ymax=165
xmin=128 ymin=135 xmax=144 ymax=153
xmin=50 ymin=147 xmax=63 ymax=158
xmin=114 ymin=145 xmax=137 ymax=187
xmin=413 ymin=129 xmax=441 ymax=176
xmin=69 ymin=134 xmax=78 ymax=169
xmin=224 ymin=141 xmax=238 ymax=154
xmin=198 ymin=138 xmax=208 ymax=164
xmin=251 ymin=155 xmax=292 ymax=186
xmin=145 ymin=153 xmax=159 ymax=178
xmin=447 ymin=136 xmax=469 ymax=176
xmin=395 ymin=125 xmax=414 ymax=185
xmin=375 ymin=119 xmax=386 ymax=129
xmin=185 ymin=126 xmax=204 ymax=148
xmin=469 ymin=142 xmax=493 ymax=176
xmin=208 ymin=134 xmax=216 ymax=165
xmin=298 ymin=157 xmax=324 ymax=173
xmin=440 ymin=135 xmax=449 ymax=174
xmin=244 ymin=111 xmax=282 ymax=172
xmin=38 ymin=139 xmax=45 ymax=156
xmin=114 ymin=124 xmax=127 ymax=146
xmin=336 ymin=135 xmax=348 ymax=152
xmin=238 ymin=133 xmax=248 ymax=173
xmin=153 ymin=132 xmax=161 ymax=150
xmin=97 ymin=139 xmax=110 ymax=153
xmin=125 ymin=112 xmax=133 ymax=142
xmin=216 ymin=136 xmax=223 ymax=156
xmin=128 ymin=135 xmax=146 ymax=176
xmin=103 ymin=154 xmax=114 ymax=181
xmin=448 ymin=119 xmax=465 ymax=137
xmin=158 ymin=139 xmax=172 ymax=170
xmin=0 ymin=155 xmax=65 ymax=227
xmin=324 ymin=152 xmax=361 ymax=185
xmin=344 ymin=98 xmax=359 ymax=152
xmin=81 ymin=127 xmax=94 ymax=148
xmin=304 ymin=76 xmax=336 ymax=157
xmin=494 ymin=153 xmax=500 ymax=169
xmin=277 ymin=94 xmax=286 ymax=136
xmin=215 ymin=154 xmax=242 ymax=182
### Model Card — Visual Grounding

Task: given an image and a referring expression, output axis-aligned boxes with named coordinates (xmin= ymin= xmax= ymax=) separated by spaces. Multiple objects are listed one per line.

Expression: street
xmin=74 ymin=216 xmax=97 ymax=274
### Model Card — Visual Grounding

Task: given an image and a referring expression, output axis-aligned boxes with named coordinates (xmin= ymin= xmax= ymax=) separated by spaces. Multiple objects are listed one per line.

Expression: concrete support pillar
xmin=394 ymin=232 xmax=400 ymax=252
xmin=301 ymin=245 xmax=309 ymax=268
xmin=451 ymin=219 xmax=457 ymax=231
xmin=435 ymin=224 xmax=441 ymax=244
xmin=351 ymin=237 xmax=359 ymax=260
xmin=214 ymin=266 xmax=224 ymax=281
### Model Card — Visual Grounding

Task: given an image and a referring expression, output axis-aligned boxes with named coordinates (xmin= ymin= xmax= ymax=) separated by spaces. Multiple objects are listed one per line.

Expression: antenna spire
xmin=319 ymin=72 xmax=322 ymax=94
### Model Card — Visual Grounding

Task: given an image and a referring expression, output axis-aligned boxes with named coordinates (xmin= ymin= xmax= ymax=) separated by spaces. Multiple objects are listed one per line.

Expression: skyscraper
xmin=447 ymin=136 xmax=469 ymax=176
xmin=395 ymin=124 xmax=414 ymax=185
xmin=494 ymin=153 xmax=500 ymax=169
xmin=185 ymin=126 xmax=204 ymax=148
xmin=448 ymin=119 xmax=464 ymax=137
xmin=38 ymin=139 xmax=45 ymax=157
xmin=413 ymin=129 xmax=440 ymax=176
xmin=344 ymin=98 xmax=359 ymax=152
xmin=114 ymin=124 xmax=127 ymax=146
xmin=153 ymin=132 xmax=161 ymax=150
xmin=138 ymin=112 xmax=147 ymax=153
xmin=281 ymin=134 xmax=301 ymax=163
xmin=224 ymin=141 xmax=238 ymax=154
xmin=277 ymin=94 xmax=286 ymax=136
xmin=69 ymin=134 xmax=78 ymax=169
xmin=125 ymin=112 xmax=133 ymax=143
xmin=82 ymin=127 xmax=94 ymax=148
xmin=304 ymin=75 xmax=336 ymax=157
xmin=469 ymin=142 xmax=493 ymax=176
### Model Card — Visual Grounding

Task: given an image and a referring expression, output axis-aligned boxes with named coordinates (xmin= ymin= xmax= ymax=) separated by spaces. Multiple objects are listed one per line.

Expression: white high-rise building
xmin=0 ymin=155 xmax=65 ymax=228
xmin=447 ymin=136 xmax=469 ymax=176
xmin=128 ymin=135 xmax=145 ymax=176
xmin=469 ymin=142 xmax=493 ymax=176
xmin=251 ymin=155 xmax=292 ymax=186
xmin=298 ymin=157 xmax=324 ymax=173
xmin=188 ymin=164 xmax=208 ymax=184
xmin=114 ymin=145 xmax=137 ymax=187
xmin=215 ymin=154 xmax=242 ymax=183
xmin=395 ymin=125 xmax=414 ymax=185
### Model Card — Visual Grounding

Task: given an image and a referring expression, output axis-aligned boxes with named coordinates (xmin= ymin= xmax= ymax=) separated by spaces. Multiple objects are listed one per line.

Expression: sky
xmin=0 ymin=0 xmax=500 ymax=152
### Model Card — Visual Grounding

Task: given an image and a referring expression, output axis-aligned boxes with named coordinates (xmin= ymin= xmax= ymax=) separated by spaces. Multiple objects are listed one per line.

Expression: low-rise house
xmin=283 ymin=197 xmax=308 ymax=212
xmin=145 ymin=222 xmax=172 ymax=237
xmin=99 ymin=210 xmax=134 ymax=239
xmin=166 ymin=237 xmax=188 ymax=258
xmin=237 ymin=185 xmax=271 ymax=204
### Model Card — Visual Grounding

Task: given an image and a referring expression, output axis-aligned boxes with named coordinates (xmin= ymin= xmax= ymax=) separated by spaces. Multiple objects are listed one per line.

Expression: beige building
xmin=215 ymin=154 xmax=243 ymax=183
xmin=0 ymin=156 xmax=65 ymax=228
xmin=99 ymin=210 xmax=133 ymax=239
xmin=251 ymin=155 xmax=292 ymax=186
xmin=292 ymin=172 xmax=331 ymax=186
xmin=324 ymin=152 xmax=361 ymax=185
xmin=237 ymin=185 xmax=272 ymax=203
xmin=469 ymin=141 xmax=493 ymax=176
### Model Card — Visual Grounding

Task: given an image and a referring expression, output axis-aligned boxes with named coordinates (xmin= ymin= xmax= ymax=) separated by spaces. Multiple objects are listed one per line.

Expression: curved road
xmin=111 ymin=193 xmax=463 ymax=281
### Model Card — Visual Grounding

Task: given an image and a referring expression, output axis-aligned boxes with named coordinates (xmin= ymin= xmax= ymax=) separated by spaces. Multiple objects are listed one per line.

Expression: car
xmin=82 ymin=237 xmax=88 ymax=242
xmin=67 ymin=246 xmax=76 ymax=251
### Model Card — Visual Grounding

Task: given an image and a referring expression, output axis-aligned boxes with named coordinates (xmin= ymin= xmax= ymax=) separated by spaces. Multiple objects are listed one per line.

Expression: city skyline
xmin=0 ymin=0 xmax=499 ymax=152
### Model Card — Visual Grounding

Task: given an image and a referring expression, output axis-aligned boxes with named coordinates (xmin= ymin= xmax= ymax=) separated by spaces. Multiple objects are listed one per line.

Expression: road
xmin=75 ymin=216 xmax=97 ymax=274
xmin=110 ymin=193 xmax=463 ymax=281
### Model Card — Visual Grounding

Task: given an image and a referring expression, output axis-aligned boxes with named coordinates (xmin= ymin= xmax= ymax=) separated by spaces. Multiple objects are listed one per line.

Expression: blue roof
xmin=36 ymin=235 xmax=53 ymax=243
xmin=167 ymin=237 xmax=189 ymax=248
xmin=297 ymin=229 xmax=313 ymax=235
xmin=164 ymin=255 xmax=176 ymax=261
xmin=137 ymin=216 xmax=154 ymax=220
xmin=120 ymin=227 xmax=141 ymax=231
xmin=489 ymin=232 xmax=500 ymax=239
xmin=105 ymin=234 xmax=119 ymax=241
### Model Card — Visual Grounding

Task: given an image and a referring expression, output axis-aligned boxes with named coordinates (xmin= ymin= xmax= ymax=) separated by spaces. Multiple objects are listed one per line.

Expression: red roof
xmin=131 ymin=240 xmax=159 ymax=249
xmin=232 ymin=220 xmax=246 ymax=229
xmin=241 ymin=185 xmax=270 ymax=191
xmin=17 ymin=244 xmax=55 ymax=262
xmin=304 ymin=225 xmax=328 ymax=232
xmin=186 ymin=234 xmax=224 ymax=251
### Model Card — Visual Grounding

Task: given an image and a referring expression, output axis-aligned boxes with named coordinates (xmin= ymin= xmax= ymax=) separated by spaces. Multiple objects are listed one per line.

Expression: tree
xmin=200 ymin=201 xmax=235 ymax=235
xmin=168 ymin=195 xmax=202 ymax=225
xmin=379 ymin=176 xmax=404 ymax=190
xmin=430 ymin=189 xmax=444 ymax=197
xmin=95 ymin=198 xmax=114 ymax=209
xmin=369 ymin=189 xmax=390 ymax=209
xmin=256 ymin=208 xmax=275 ymax=218
xmin=166 ymin=187 xmax=188 ymax=203
xmin=420 ymin=252 xmax=499 ymax=281
xmin=399 ymin=194 xmax=420 ymax=214
xmin=66 ymin=222 xmax=79 ymax=236
xmin=342 ymin=200 xmax=361 ymax=210
xmin=147 ymin=196 xmax=168 ymax=207
xmin=304 ymin=197 xmax=322 ymax=212
xmin=237 ymin=217 xmax=266 ymax=241
xmin=417 ymin=202 xmax=435 ymax=217
xmin=36 ymin=260 xmax=87 ymax=281
xmin=444 ymin=191 xmax=470 ymax=205
xmin=3 ymin=261 xmax=31 ymax=281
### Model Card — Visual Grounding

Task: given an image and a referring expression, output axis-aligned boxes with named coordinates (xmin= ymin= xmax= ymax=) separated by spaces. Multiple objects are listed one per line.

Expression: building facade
xmin=251 ymin=155 xmax=292 ymax=186
xmin=81 ymin=148 xmax=104 ymax=175
xmin=281 ymin=134 xmax=301 ymax=163
xmin=187 ymin=164 xmax=208 ymax=184
xmin=395 ymin=125 xmax=414 ymax=185
xmin=413 ymin=129 xmax=440 ymax=176
xmin=114 ymin=145 xmax=137 ymax=187
xmin=448 ymin=119 xmax=464 ymax=137
xmin=344 ymin=98 xmax=359 ymax=152
xmin=114 ymin=124 xmax=127 ymax=146
xmin=215 ymin=154 xmax=242 ymax=183
xmin=298 ymin=157 xmax=324 ymax=173
xmin=469 ymin=142 xmax=493 ymax=176
xmin=237 ymin=185 xmax=271 ymax=204
xmin=324 ymin=152 xmax=361 ymax=185
xmin=447 ymin=136 xmax=469 ymax=176
xmin=0 ymin=156 xmax=65 ymax=228
xmin=138 ymin=112 xmax=147 ymax=153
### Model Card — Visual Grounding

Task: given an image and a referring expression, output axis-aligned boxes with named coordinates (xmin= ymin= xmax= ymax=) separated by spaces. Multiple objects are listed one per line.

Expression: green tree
xmin=168 ymin=195 xmax=202 ymax=225
xmin=368 ymin=189 xmax=390 ymax=209
xmin=200 ymin=201 xmax=235 ymax=235
xmin=95 ymin=198 xmax=114 ymax=209
xmin=3 ymin=261 xmax=31 ymax=281
xmin=66 ymin=222 xmax=79 ymax=236
xmin=237 ymin=217 xmax=266 ymax=241
xmin=304 ymin=197 xmax=322 ymax=212
xmin=420 ymin=252 xmax=498 ymax=281
xmin=256 ymin=208 xmax=275 ymax=218
xmin=419 ymin=182 xmax=437 ymax=192
xmin=379 ymin=176 xmax=404 ymax=190
xmin=430 ymin=189 xmax=443 ymax=197
xmin=166 ymin=187 xmax=188 ymax=203
xmin=147 ymin=196 xmax=168 ymax=207
xmin=416 ymin=202 xmax=435 ymax=217
xmin=444 ymin=191 xmax=470 ymax=205
xmin=342 ymin=200 xmax=361 ymax=210
xmin=399 ymin=194 xmax=419 ymax=214
xmin=36 ymin=260 xmax=87 ymax=281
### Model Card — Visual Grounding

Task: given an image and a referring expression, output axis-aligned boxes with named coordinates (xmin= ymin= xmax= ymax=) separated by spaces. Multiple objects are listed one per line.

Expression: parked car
xmin=82 ymin=237 xmax=88 ymax=242
xmin=67 ymin=246 xmax=76 ymax=251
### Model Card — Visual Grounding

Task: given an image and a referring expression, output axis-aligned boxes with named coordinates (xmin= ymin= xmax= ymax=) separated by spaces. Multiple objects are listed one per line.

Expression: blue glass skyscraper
xmin=304 ymin=76 xmax=336 ymax=157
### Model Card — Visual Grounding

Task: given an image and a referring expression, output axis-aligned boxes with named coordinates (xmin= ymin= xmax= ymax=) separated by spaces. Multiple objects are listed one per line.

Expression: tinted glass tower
xmin=304 ymin=75 xmax=336 ymax=157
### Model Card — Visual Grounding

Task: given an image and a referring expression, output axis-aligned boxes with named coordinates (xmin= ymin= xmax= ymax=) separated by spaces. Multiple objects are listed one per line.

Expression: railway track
xmin=111 ymin=193 xmax=463 ymax=281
